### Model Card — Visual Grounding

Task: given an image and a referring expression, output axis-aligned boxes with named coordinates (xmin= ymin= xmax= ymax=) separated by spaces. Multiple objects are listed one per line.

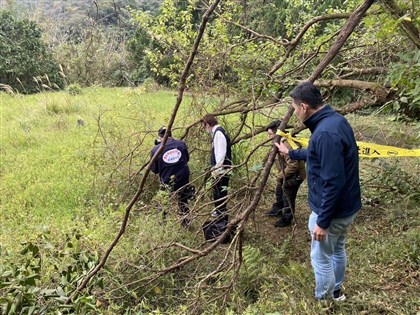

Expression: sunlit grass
xmin=0 ymin=87 xmax=183 ymax=248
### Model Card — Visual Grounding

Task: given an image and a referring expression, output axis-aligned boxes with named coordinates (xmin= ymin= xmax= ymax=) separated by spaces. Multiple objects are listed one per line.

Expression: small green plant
xmin=44 ymin=97 xmax=79 ymax=115
xmin=66 ymin=84 xmax=83 ymax=96
xmin=239 ymin=245 xmax=267 ymax=303
xmin=0 ymin=231 xmax=103 ymax=314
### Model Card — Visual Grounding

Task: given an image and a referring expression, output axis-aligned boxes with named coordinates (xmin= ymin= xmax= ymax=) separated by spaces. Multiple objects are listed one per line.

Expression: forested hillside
xmin=1 ymin=0 xmax=419 ymax=119
xmin=1 ymin=0 xmax=419 ymax=314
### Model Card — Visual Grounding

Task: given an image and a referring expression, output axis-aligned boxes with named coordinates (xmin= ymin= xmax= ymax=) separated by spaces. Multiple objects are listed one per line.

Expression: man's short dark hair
xmin=202 ymin=114 xmax=218 ymax=127
xmin=266 ymin=120 xmax=281 ymax=132
xmin=158 ymin=127 xmax=171 ymax=138
xmin=290 ymin=82 xmax=323 ymax=109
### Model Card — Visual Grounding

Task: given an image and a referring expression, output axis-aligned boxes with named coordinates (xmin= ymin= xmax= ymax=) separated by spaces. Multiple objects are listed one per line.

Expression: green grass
xmin=0 ymin=87 xmax=183 ymax=248
xmin=0 ymin=88 xmax=419 ymax=314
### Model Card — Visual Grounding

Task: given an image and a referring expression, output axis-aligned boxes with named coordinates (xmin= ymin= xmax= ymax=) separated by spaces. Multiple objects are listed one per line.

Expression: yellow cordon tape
xmin=276 ymin=130 xmax=420 ymax=158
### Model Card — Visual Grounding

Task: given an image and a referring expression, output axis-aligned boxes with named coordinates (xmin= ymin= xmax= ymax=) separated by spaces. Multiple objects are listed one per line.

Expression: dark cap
xmin=158 ymin=127 xmax=171 ymax=138
xmin=158 ymin=127 xmax=166 ymax=137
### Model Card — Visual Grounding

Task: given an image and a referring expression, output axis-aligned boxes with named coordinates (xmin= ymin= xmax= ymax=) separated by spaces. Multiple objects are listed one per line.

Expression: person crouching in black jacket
xmin=151 ymin=127 xmax=191 ymax=227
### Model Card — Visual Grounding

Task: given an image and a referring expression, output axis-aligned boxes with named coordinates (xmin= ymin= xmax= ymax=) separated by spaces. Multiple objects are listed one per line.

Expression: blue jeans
xmin=308 ymin=211 xmax=356 ymax=299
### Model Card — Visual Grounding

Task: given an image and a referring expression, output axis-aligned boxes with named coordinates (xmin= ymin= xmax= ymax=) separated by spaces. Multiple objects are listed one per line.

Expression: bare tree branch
xmin=65 ymin=0 xmax=223 ymax=303
xmin=308 ymin=0 xmax=376 ymax=82
xmin=339 ymin=67 xmax=388 ymax=79
xmin=290 ymin=13 xmax=351 ymax=46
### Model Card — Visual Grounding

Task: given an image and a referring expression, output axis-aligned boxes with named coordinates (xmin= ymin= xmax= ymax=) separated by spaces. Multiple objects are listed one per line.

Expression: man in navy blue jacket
xmin=276 ymin=82 xmax=361 ymax=301
xmin=151 ymin=128 xmax=191 ymax=224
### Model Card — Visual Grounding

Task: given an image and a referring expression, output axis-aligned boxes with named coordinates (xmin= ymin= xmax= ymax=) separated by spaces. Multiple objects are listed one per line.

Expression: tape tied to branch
xmin=276 ymin=130 xmax=420 ymax=158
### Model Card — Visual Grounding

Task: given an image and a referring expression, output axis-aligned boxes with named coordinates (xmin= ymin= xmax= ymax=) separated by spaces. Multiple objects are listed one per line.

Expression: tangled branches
xmin=67 ymin=0 xmax=378 ymax=311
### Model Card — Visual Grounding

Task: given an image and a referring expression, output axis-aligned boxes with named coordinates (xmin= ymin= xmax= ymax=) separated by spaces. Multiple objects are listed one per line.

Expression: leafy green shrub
xmin=56 ymin=27 xmax=134 ymax=87
xmin=67 ymin=84 xmax=83 ymax=96
xmin=0 ymin=11 xmax=65 ymax=93
xmin=383 ymin=51 xmax=420 ymax=119
xmin=0 ymin=231 xmax=102 ymax=314
xmin=238 ymin=245 xmax=267 ymax=303
xmin=142 ymin=78 xmax=160 ymax=93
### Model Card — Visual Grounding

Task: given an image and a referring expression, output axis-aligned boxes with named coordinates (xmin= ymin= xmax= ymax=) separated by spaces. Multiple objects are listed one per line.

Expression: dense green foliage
xmin=1 ymin=0 xmax=419 ymax=118
xmin=384 ymin=50 xmax=420 ymax=118
xmin=130 ymin=0 xmax=419 ymax=118
xmin=0 ymin=11 xmax=65 ymax=93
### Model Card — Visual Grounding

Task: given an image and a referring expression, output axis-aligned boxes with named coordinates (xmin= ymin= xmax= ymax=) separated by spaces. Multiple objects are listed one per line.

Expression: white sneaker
xmin=333 ymin=289 xmax=346 ymax=301
xmin=334 ymin=294 xmax=346 ymax=301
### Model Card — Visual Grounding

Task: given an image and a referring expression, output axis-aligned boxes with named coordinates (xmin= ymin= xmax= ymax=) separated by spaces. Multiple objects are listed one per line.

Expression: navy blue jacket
xmin=151 ymin=138 xmax=190 ymax=186
xmin=289 ymin=105 xmax=361 ymax=229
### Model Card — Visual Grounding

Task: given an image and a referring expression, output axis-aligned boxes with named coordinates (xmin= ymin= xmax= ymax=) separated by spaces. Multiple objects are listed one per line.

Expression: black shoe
xmin=265 ymin=208 xmax=282 ymax=216
xmin=274 ymin=218 xmax=291 ymax=228
xmin=181 ymin=218 xmax=191 ymax=229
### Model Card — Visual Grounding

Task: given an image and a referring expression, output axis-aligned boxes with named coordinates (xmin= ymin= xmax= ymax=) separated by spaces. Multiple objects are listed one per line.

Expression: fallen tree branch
xmin=337 ymin=97 xmax=380 ymax=115
xmin=74 ymin=0 xmax=377 ymax=308
xmin=339 ymin=66 xmax=388 ymax=79
xmin=129 ymin=0 xmax=376 ymax=299
xmin=314 ymin=79 xmax=390 ymax=101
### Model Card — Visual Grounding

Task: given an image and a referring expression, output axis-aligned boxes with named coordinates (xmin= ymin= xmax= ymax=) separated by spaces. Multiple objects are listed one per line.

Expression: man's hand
xmin=274 ymin=140 xmax=289 ymax=155
xmin=313 ymin=224 xmax=327 ymax=241
xmin=211 ymin=167 xmax=224 ymax=179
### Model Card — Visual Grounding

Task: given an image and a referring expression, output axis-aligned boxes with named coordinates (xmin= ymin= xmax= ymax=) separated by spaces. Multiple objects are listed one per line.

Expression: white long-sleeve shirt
xmin=212 ymin=125 xmax=227 ymax=173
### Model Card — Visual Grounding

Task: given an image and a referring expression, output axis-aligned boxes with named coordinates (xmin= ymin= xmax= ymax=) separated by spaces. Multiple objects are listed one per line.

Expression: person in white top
xmin=202 ymin=114 xmax=232 ymax=218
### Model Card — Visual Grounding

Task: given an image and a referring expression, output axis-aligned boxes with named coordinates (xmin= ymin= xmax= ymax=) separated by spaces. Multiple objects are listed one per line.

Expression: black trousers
xmin=162 ymin=180 xmax=190 ymax=215
xmin=272 ymin=176 xmax=303 ymax=222
xmin=213 ymin=175 xmax=230 ymax=214
xmin=176 ymin=185 xmax=190 ymax=215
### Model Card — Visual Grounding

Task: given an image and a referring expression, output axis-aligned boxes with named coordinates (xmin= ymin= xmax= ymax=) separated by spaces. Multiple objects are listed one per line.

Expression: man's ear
xmin=301 ymin=102 xmax=310 ymax=113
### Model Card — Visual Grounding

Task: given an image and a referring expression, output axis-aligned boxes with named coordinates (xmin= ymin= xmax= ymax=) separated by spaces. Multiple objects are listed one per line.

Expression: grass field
xmin=1 ymin=87 xmax=419 ymax=314
xmin=0 ymin=87 xmax=181 ymax=247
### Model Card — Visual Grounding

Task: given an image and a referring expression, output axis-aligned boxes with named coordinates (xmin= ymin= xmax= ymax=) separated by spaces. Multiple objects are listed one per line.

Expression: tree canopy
xmin=1 ymin=0 xmax=418 ymax=119
xmin=131 ymin=0 xmax=419 ymax=118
